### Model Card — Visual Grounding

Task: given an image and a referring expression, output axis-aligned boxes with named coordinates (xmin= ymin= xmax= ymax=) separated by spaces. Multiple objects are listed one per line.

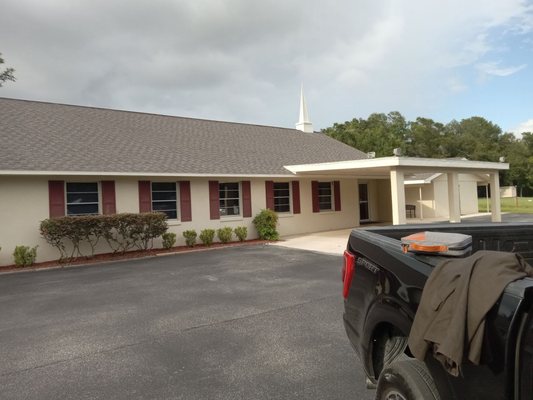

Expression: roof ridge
xmin=0 ymin=96 xmax=313 ymax=133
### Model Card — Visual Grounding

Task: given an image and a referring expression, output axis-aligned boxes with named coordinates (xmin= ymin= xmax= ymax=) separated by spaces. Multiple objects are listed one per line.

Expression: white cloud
xmin=513 ymin=119 xmax=533 ymax=134
xmin=477 ymin=61 xmax=527 ymax=77
xmin=447 ymin=78 xmax=468 ymax=93
xmin=0 ymin=0 xmax=532 ymax=129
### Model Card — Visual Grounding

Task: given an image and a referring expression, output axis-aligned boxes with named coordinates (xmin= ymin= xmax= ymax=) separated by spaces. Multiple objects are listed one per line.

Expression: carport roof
xmin=284 ymin=156 xmax=508 ymax=177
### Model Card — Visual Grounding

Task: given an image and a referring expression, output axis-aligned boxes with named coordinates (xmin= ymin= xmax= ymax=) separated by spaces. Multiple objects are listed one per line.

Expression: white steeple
xmin=295 ymin=86 xmax=313 ymax=133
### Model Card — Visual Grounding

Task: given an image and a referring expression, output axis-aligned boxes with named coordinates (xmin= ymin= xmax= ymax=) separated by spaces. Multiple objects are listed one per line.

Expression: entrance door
xmin=359 ymin=183 xmax=370 ymax=222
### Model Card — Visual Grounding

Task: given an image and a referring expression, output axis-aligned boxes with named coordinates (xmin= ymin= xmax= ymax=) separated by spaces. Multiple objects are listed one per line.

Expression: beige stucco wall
xmin=376 ymin=180 xmax=393 ymax=222
xmin=0 ymin=176 xmax=51 ymax=266
xmin=430 ymin=174 xmax=480 ymax=217
xmin=405 ymin=185 xmax=437 ymax=219
xmin=0 ymin=176 xmax=359 ymax=266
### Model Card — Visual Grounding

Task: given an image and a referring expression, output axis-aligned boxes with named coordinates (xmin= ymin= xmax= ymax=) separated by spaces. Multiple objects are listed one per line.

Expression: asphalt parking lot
xmin=0 ymin=245 xmax=373 ymax=400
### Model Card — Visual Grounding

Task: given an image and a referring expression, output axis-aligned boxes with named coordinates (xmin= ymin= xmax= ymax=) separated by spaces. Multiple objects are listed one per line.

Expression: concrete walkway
xmin=272 ymin=229 xmax=353 ymax=256
xmin=273 ymin=213 xmax=533 ymax=256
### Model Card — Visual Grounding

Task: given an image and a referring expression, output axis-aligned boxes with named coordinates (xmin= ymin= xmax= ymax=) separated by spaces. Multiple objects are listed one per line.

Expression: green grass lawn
xmin=478 ymin=197 xmax=533 ymax=213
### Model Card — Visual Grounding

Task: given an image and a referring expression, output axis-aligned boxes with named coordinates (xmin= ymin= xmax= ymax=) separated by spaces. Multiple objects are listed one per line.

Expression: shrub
xmin=13 ymin=245 xmax=38 ymax=267
xmin=234 ymin=226 xmax=248 ymax=242
xmin=217 ymin=227 xmax=233 ymax=243
xmin=199 ymin=229 xmax=216 ymax=246
xmin=40 ymin=213 xmax=169 ymax=261
xmin=129 ymin=213 xmax=168 ymax=250
xmin=183 ymin=230 xmax=197 ymax=247
xmin=252 ymin=209 xmax=279 ymax=240
xmin=162 ymin=232 xmax=177 ymax=249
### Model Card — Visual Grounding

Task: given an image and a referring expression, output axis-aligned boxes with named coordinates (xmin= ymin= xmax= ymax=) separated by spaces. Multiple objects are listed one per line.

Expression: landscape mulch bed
xmin=0 ymin=239 xmax=271 ymax=274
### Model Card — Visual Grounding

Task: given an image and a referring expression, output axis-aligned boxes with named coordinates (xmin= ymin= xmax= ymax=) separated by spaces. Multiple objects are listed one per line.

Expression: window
xmin=318 ymin=182 xmax=333 ymax=211
xmin=66 ymin=182 xmax=99 ymax=216
xmin=273 ymin=182 xmax=291 ymax=213
xmin=152 ymin=182 xmax=178 ymax=219
xmin=219 ymin=182 xmax=240 ymax=216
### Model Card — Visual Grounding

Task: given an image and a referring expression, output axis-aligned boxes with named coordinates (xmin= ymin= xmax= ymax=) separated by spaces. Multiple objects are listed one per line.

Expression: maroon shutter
xmin=311 ymin=181 xmax=319 ymax=213
xmin=209 ymin=180 xmax=220 ymax=220
xmin=180 ymin=181 xmax=192 ymax=222
xmin=138 ymin=181 xmax=151 ymax=213
xmin=242 ymin=181 xmax=252 ymax=218
xmin=292 ymin=181 xmax=301 ymax=214
xmin=265 ymin=181 xmax=274 ymax=210
xmin=48 ymin=180 xmax=65 ymax=218
xmin=101 ymin=181 xmax=116 ymax=215
xmin=334 ymin=181 xmax=341 ymax=211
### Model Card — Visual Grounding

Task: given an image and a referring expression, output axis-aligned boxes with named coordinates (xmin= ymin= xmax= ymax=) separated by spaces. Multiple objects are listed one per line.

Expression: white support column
xmin=390 ymin=168 xmax=406 ymax=225
xmin=490 ymin=173 xmax=502 ymax=222
xmin=418 ymin=187 xmax=424 ymax=220
xmin=447 ymin=172 xmax=461 ymax=223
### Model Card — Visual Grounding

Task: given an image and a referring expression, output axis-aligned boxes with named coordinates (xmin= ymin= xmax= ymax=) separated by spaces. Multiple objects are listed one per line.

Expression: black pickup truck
xmin=342 ymin=223 xmax=533 ymax=400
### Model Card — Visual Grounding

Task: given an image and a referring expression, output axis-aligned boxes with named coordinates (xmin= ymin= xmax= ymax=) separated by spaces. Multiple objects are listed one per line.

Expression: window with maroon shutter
xmin=151 ymin=182 xmax=178 ymax=219
xmin=48 ymin=180 xmax=65 ymax=218
xmin=311 ymin=181 xmax=319 ymax=213
xmin=209 ymin=181 xmax=220 ymax=220
xmin=334 ymin=181 xmax=341 ymax=211
xmin=180 ymin=181 xmax=192 ymax=222
xmin=273 ymin=182 xmax=291 ymax=213
xmin=219 ymin=182 xmax=241 ymax=216
xmin=292 ymin=181 xmax=301 ymax=214
xmin=265 ymin=181 xmax=274 ymax=210
xmin=66 ymin=182 xmax=99 ymax=215
xmin=101 ymin=181 xmax=116 ymax=215
xmin=138 ymin=181 xmax=151 ymax=213
xmin=242 ymin=181 xmax=252 ymax=218
xmin=317 ymin=182 xmax=333 ymax=211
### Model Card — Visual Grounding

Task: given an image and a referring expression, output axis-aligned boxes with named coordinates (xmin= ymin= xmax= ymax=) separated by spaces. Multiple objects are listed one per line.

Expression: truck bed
xmin=343 ymin=222 xmax=533 ymax=400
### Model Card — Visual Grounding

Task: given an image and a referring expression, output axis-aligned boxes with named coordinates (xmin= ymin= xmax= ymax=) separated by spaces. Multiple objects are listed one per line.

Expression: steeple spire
xmin=295 ymin=86 xmax=313 ymax=133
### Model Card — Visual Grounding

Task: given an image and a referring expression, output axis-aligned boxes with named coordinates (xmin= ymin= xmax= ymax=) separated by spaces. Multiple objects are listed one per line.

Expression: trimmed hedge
xmin=217 ymin=227 xmax=233 ymax=243
xmin=162 ymin=232 xmax=177 ymax=249
xmin=199 ymin=229 xmax=215 ymax=246
xmin=13 ymin=245 xmax=38 ymax=267
xmin=234 ymin=226 xmax=247 ymax=242
xmin=40 ymin=213 xmax=168 ymax=261
xmin=183 ymin=230 xmax=197 ymax=247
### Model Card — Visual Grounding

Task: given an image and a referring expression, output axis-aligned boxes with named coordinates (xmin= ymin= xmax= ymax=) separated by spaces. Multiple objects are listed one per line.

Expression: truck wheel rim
xmin=385 ymin=391 xmax=407 ymax=400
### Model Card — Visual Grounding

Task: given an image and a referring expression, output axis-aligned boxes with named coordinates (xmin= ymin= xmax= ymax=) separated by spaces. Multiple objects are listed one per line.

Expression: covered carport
xmin=285 ymin=157 xmax=508 ymax=225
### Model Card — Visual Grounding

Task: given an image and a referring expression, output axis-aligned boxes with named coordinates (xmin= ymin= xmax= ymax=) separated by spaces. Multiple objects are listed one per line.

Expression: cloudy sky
xmin=1 ymin=0 xmax=533 ymax=134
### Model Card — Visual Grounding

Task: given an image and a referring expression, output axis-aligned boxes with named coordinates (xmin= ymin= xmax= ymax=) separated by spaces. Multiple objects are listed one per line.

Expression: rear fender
xmin=363 ymin=298 xmax=414 ymax=381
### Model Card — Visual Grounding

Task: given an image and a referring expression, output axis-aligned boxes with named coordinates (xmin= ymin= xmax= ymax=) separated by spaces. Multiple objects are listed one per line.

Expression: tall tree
xmin=323 ymin=111 xmax=407 ymax=157
xmin=0 ymin=53 xmax=15 ymax=87
xmin=405 ymin=117 xmax=446 ymax=158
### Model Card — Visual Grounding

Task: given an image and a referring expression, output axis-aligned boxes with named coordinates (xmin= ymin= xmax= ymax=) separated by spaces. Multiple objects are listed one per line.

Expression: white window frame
xmin=219 ymin=181 xmax=242 ymax=218
xmin=318 ymin=181 xmax=334 ymax=212
xmin=65 ymin=182 xmax=101 ymax=216
xmin=151 ymin=181 xmax=180 ymax=221
xmin=273 ymin=181 xmax=292 ymax=214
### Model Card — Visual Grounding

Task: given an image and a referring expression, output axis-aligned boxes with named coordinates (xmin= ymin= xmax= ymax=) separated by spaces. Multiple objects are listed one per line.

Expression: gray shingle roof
xmin=0 ymin=98 xmax=368 ymax=175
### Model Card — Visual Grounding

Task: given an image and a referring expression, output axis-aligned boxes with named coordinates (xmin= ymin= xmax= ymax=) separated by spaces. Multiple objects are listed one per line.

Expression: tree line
xmin=323 ymin=112 xmax=533 ymax=196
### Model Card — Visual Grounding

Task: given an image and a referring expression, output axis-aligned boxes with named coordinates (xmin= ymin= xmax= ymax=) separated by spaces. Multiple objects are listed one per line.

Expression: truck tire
xmin=375 ymin=359 xmax=440 ymax=400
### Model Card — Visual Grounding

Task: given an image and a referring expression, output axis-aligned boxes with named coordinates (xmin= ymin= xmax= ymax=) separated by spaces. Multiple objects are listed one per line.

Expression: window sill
xmin=167 ymin=220 xmax=182 ymax=226
xmin=318 ymin=210 xmax=337 ymax=215
xmin=278 ymin=213 xmax=294 ymax=218
xmin=220 ymin=216 xmax=244 ymax=222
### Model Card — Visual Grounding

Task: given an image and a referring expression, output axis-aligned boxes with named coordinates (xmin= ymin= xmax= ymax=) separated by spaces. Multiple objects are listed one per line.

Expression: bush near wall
xmin=252 ymin=209 xmax=279 ymax=240
xmin=40 ymin=213 xmax=168 ymax=261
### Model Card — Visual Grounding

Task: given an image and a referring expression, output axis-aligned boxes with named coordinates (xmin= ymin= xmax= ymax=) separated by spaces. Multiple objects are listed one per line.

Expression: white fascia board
xmin=0 ymin=170 xmax=294 ymax=178
xmin=284 ymin=157 xmax=509 ymax=173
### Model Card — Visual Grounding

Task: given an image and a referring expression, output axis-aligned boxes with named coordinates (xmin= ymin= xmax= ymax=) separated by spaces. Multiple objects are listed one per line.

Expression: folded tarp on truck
xmin=408 ymin=250 xmax=533 ymax=376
